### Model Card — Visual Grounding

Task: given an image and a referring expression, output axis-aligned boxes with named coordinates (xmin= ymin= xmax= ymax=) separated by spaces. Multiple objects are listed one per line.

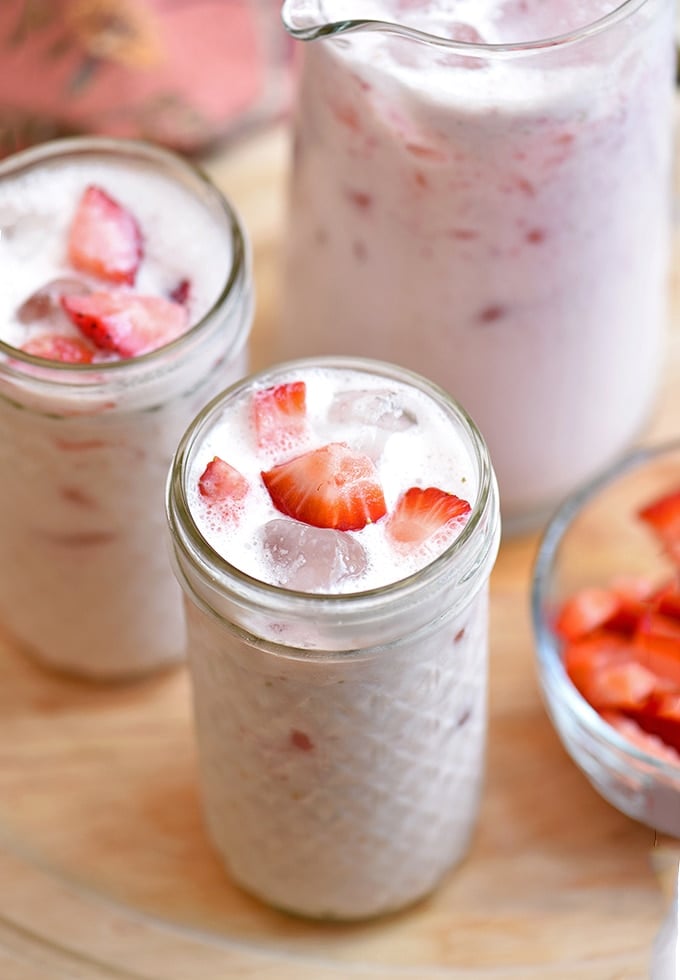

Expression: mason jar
xmin=0 ymin=137 xmax=253 ymax=680
xmin=166 ymin=356 xmax=500 ymax=920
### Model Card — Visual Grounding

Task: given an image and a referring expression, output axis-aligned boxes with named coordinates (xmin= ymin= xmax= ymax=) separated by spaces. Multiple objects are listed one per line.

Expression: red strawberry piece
xmin=634 ymin=610 xmax=680 ymax=661
xmin=564 ymin=631 xmax=676 ymax=710
xmin=638 ymin=486 xmax=680 ymax=567
xmin=20 ymin=333 xmax=95 ymax=364
xmin=385 ymin=486 xmax=471 ymax=547
xmin=653 ymin=579 xmax=680 ymax=621
xmin=252 ymin=381 xmax=308 ymax=450
xmin=261 ymin=442 xmax=386 ymax=532
xmin=61 ymin=291 xmax=188 ymax=358
xmin=68 ymin=185 xmax=143 ymax=285
xmin=601 ymin=711 xmax=680 ymax=765
xmin=554 ymin=586 xmax=622 ymax=642
xmin=169 ymin=278 xmax=191 ymax=306
xmin=198 ymin=457 xmax=249 ymax=517
xmin=622 ymin=693 xmax=680 ymax=755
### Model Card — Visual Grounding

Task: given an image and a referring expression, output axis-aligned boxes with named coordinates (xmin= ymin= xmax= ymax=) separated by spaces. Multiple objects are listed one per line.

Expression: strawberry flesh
xmin=253 ymin=381 xmax=308 ymax=450
xmin=386 ymin=486 xmax=471 ymax=547
xmin=261 ymin=442 xmax=386 ymax=532
xmin=169 ymin=278 xmax=191 ymax=306
xmin=68 ymin=185 xmax=143 ymax=285
xmin=199 ymin=457 xmax=249 ymax=517
xmin=638 ymin=487 xmax=680 ymax=567
xmin=61 ymin=291 xmax=188 ymax=358
xmin=21 ymin=333 xmax=95 ymax=364
xmin=554 ymin=587 xmax=621 ymax=642
xmin=556 ymin=481 xmax=680 ymax=763
xmin=601 ymin=711 xmax=680 ymax=765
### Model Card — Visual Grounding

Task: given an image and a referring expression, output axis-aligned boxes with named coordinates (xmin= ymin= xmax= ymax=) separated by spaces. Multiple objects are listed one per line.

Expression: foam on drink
xmin=0 ymin=155 xmax=231 ymax=352
xmin=188 ymin=365 xmax=477 ymax=593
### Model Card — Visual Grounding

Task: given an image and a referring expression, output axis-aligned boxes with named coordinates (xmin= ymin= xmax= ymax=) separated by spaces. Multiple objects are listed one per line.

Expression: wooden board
xmin=0 ymin=123 xmax=678 ymax=980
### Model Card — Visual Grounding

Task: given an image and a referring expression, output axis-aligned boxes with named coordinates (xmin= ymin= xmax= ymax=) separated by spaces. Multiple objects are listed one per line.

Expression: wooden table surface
xmin=0 ymin=124 xmax=678 ymax=980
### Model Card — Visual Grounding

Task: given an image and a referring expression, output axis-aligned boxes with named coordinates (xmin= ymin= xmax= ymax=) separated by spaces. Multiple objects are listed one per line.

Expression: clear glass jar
xmin=166 ymin=356 xmax=500 ymax=920
xmin=278 ymin=0 xmax=675 ymax=533
xmin=0 ymin=137 xmax=253 ymax=680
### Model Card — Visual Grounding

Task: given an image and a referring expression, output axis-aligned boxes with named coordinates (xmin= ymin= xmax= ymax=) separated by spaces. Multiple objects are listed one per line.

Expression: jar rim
xmin=0 ymin=136 xmax=250 ymax=386
xmin=167 ymin=355 xmax=500 ymax=623
xmin=281 ymin=0 xmax=652 ymax=58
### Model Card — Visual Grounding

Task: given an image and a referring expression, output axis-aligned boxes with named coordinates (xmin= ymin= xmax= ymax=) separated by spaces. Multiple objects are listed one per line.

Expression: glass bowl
xmin=531 ymin=439 xmax=680 ymax=837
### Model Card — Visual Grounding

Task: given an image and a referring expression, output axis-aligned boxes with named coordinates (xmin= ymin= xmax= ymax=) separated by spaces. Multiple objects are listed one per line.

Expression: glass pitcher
xmin=278 ymin=0 xmax=676 ymax=532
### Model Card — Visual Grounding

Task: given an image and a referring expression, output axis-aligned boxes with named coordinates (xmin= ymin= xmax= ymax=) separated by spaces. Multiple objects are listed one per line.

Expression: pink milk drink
xmin=278 ymin=0 xmax=675 ymax=531
xmin=0 ymin=137 xmax=253 ymax=679
xmin=166 ymin=356 xmax=500 ymax=919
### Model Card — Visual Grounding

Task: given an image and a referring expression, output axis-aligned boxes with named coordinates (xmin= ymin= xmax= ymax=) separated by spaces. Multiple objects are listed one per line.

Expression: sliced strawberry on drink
xmin=252 ymin=381 xmax=307 ymax=451
xmin=61 ymin=291 xmax=188 ymax=358
xmin=198 ymin=457 xmax=249 ymax=519
xmin=638 ymin=486 xmax=680 ymax=567
xmin=385 ymin=486 xmax=471 ymax=547
xmin=261 ymin=442 xmax=386 ymax=532
xmin=20 ymin=333 xmax=95 ymax=364
xmin=68 ymin=185 xmax=143 ymax=285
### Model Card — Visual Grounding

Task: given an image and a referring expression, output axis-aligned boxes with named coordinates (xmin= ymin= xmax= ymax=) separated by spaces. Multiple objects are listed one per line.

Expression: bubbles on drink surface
xmin=190 ymin=369 xmax=476 ymax=594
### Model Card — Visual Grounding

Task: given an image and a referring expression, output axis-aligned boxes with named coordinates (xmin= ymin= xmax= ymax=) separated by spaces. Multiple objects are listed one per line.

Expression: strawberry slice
xmin=68 ymin=185 xmax=143 ymax=285
xmin=61 ymin=292 xmax=188 ymax=358
xmin=624 ymin=693 xmax=680 ymax=753
xmin=566 ymin=637 xmax=660 ymax=712
xmin=261 ymin=442 xmax=386 ymax=532
xmin=601 ymin=711 xmax=680 ymax=765
xmin=385 ymin=486 xmax=471 ymax=547
xmin=554 ymin=587 xmax=621 ymax=641
xmin=198 ymin=457 xmax=249 ymax=518
xmin=252 ymin=381 xmax=307 ymax=450
xmin=20 ymin=333 xmax=95 ymax=364
xmin=653 ymin=579 xmax=680 ymax=621
xmin=638 ymin=486 xmax=680 ymax=567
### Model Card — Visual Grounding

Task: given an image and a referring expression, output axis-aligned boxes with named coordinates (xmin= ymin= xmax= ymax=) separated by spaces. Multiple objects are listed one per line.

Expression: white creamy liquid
xmin=189 ymin=365 xmax=476 ymax=591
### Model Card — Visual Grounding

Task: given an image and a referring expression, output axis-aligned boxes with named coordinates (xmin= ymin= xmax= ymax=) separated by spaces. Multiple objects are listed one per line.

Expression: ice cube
xmin=17 ymin=278 xmax=91 ymax=326
xmin=328 ymin=388 xmax=417 ymax=431
xmin=261 ymin=519 xmax=368 ymax=592
xmin=326 ymin=388 xmax=417 ymax=461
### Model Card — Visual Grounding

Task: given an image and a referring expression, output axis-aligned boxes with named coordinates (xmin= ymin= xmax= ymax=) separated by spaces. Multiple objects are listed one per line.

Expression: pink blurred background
xmin=0 ymin=0 xmax=291 ymax=157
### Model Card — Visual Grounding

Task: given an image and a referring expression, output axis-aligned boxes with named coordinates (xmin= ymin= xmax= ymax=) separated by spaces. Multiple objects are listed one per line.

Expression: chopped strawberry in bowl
xmin=531 ymin=440 xmax=680 ymax=837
